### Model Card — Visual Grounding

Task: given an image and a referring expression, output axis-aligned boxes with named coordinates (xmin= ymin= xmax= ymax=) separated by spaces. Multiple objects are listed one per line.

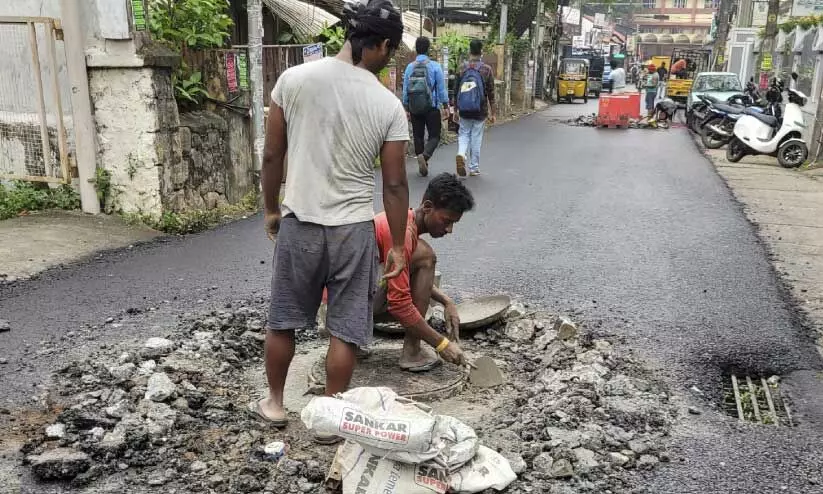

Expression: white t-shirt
xmin=610 ymin=67 xmax=626 ymax=92
xmin=272 ymin=57 xmax=408 ymax=226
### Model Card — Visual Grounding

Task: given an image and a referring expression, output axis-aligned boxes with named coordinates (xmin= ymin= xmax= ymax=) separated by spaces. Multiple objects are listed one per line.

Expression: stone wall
xmin=167 ymin=112 xmax=229 ymax=211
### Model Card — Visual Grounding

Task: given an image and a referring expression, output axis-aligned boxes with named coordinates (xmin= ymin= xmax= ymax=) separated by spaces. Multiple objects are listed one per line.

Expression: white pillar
xmin=247 ymin=0 xmax=265 ymax=172
xmin=59 ymin=0 xmax=100 ymax=214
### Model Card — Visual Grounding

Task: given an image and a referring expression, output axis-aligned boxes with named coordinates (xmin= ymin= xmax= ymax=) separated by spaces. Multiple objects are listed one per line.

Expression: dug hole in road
xmin=3 ymin=96 xmax=823 ymax=493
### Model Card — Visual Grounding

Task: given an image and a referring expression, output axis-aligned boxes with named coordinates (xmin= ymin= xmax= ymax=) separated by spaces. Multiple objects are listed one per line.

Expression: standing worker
xmin=403 ymin=36 xmax=449 ymax=177
xmin=645 ymin=64 xmax=659 ymax=117
xmin=257 ymin=0 xmax=410 ymax=444
xmin=656 ymin=61 xmax=668 ymax=100
xmin=609 ymin=60 xmax=626 ymax=94
xmin=454 ymin=39 xmax=496 ymax=177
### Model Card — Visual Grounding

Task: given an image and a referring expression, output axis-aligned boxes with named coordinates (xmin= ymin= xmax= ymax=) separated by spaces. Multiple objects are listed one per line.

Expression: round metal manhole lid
xmin=308 ymin=345 xmax=466 ymax=401
xmin=457 ymin=295 xmax=512 ymax=330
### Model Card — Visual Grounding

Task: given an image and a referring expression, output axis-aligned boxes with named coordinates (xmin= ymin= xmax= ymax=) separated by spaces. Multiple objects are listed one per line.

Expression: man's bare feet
xmin=399 ymin=345 xmax=441 ymax=372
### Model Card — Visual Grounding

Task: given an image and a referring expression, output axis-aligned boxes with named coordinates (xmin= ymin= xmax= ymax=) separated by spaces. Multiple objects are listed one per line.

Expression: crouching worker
xmin=374 ymin=173 xmax=473 ymax=371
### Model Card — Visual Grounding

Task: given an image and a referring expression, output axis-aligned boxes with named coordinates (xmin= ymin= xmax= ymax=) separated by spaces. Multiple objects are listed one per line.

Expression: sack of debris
xmin=448 ymin=445 xmax=518 ymax=493
xmin=338 ymin=441 xmax=450 ymax=494
xmin=302 ymin=388 xmax=442 ymax=462
xmin=302 ymin=387 xmax=479 ymax=466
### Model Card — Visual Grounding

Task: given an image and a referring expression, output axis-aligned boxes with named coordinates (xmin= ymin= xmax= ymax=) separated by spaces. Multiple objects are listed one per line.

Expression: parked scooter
xmin=727 ymin=74 xmax=808 ymax=168
xmin=700 ymin=80 xmax=769 ymax=149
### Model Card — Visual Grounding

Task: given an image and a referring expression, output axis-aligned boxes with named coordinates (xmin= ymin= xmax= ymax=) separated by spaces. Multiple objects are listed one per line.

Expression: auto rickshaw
xmin=557 ymin=58 xmax=589 ymax=103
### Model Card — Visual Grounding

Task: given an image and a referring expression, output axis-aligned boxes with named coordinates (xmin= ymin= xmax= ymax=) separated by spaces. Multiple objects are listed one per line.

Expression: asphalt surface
xmin=3 ymin=99 xmax=823 ymax=492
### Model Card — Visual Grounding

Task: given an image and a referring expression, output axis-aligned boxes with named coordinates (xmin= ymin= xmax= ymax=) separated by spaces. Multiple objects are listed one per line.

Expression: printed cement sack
xmin=301 ymin=394 xmax=441 ymax=461
xmin=433 ymin=415 xmax=479 ymax=471
xmin=339 ymin=441 xmax=449 ymax=494
xmin=449 ymin=445 xmax=517 ymax=493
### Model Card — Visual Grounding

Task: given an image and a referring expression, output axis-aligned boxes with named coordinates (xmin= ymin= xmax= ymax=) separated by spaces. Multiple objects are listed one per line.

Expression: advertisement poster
xmin=792 ymin=0 xmax=823 ymax=16
xmin=238 ymin=53 xmax=249 ymax=90
xmin=226 ymin=53 xmax=238 ymax=93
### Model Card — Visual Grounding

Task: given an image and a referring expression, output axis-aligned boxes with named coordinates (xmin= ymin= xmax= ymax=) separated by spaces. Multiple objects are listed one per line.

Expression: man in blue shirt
xmin=403 ymin=36 xmax=448 ymax=177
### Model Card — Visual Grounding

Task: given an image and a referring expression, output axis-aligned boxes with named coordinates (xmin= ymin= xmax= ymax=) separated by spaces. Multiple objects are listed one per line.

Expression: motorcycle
xmin=699 ymin=80 xmax=768 ymax=149
xmin=727 ymin=74 xmax=808 ymax=168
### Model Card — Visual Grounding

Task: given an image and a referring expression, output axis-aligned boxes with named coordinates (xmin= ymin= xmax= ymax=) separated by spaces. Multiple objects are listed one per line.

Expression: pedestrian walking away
xmin=644 ymin=64 xmax=659 ymax=116
xmin=455 ymin=39 xmax=496 ymax=177
xmin=656 ymin=61 xmax=668 ymax=100
xmin=403 ymin=36 xmax=449 ymax=177
xmin=373 ymin=173 xmax=473 ymax=371
xmin=257 ymin=0 xmax=410 ymax=444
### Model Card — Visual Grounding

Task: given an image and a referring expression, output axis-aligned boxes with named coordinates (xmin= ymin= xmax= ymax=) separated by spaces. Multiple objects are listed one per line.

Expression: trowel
xmin=466 ymin=356 xmax=505 ymax=388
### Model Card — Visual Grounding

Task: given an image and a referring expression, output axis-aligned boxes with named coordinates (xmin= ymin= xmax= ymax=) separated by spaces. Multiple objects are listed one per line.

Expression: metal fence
xmin=0 ymin=17 xmax=72 ymax=183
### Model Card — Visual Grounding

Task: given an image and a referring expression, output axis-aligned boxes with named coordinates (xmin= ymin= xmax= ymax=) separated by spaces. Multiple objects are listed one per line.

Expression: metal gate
xmin=0 ymin=17 xmax=71 ymax=183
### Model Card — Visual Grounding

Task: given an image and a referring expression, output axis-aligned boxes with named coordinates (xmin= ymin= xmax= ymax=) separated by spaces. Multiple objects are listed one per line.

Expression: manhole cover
xmin=723 ymin=375 xmax=794 ymax=426
xmin=308 ymin=345 xmax=466 ymax=401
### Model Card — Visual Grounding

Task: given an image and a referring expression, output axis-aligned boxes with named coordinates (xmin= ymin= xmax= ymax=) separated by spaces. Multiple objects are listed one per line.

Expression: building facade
xmin=635 ymin=0 xmax=718 ymax=57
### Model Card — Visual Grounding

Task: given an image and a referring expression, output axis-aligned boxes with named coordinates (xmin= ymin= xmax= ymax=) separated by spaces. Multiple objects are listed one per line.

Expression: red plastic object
xmin=596 ymin=93 xmax=640 ymax=127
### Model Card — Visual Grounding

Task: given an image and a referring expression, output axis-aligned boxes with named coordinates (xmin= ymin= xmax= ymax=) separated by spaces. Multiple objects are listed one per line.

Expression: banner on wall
xmin=792 ymin=0 xmax=823 ymax=16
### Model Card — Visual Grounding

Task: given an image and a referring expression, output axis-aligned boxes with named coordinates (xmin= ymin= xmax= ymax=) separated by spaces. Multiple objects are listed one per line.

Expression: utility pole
xmin=498 ymin=3 xmax=508 ymax=44
xmin=755 ymin=0 xmax=780 ymax=86
xmin=247 ymin=0 xmax=264 ymax=173
xmin=712 ymin=0 xmax=732 ymax=71
xmin=59 ymin=0 xmax=100 ymax=214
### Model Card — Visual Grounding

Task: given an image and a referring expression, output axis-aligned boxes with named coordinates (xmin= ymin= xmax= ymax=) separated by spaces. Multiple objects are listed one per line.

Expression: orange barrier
xmin=596 ymin=93 xmax=640 ymax=128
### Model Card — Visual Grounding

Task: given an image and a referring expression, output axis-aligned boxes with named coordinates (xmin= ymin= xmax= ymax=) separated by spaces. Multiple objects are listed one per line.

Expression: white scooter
xmin=727 ymin=75 xmax=809 ymax=168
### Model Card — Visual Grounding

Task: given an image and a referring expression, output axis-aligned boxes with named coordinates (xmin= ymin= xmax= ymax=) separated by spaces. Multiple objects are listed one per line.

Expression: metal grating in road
xmin=723 ymin=375 xmax=793 ymax=426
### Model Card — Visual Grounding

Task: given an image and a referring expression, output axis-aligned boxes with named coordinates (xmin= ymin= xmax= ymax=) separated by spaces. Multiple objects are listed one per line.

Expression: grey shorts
xmin=267 ymin=215 xmax=378 ymax=347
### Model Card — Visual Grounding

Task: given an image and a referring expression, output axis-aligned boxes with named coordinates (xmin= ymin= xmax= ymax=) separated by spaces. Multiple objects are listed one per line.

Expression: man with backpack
xmin=454 ymin=39 xmax=495 ymax=177
xmin=403 ymin=36 xmax=449 ymax=177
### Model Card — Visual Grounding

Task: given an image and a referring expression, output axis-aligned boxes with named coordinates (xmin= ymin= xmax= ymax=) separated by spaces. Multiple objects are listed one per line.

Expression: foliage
xmin=779 ymin=18 xmax=798 ymax=33
xmin=148 ymin=0 xmax=233 ymax=50
xmin=148 ymin=0 xmax=233 ymax=107
xmin=125 ymin=191 xmax=259 ymax=235
xmin=0 ymin=181 xmax=80 ymax=220
xmin=318 ymin=23 xmax=345 ymax=56
xmin=174 ymin=69 xmax=209 ymax=105
xmin=437 ymin=32 xmax=471 ymax=73
xmin=90 ymin=168 xmax=113 ymax=211
xmin=508 ymin=33 xmax=532 ymax=62
xmin=798 ymin=15 xmax=817 ymax=30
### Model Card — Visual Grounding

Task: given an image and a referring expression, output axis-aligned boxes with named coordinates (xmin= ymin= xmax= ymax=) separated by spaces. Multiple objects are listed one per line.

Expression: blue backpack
xmin=457 ymin=62 xmax=486 ymax=114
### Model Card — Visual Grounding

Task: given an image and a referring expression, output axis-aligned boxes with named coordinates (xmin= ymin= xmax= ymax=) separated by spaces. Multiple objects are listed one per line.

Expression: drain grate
xmin=723 ymin=375 xmax=794 ymax=426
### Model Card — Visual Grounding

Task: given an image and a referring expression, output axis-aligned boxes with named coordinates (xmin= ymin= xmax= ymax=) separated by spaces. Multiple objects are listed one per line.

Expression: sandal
xmin=247 ymin=399 xmax=288 ymax=428
xmin=313 ymin=433 xmax=343 ymax=445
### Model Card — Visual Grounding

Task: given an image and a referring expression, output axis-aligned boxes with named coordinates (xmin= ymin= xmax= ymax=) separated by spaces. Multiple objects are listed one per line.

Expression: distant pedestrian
xmin=657 ymin=61 xmax=668 ymax=99
xmin=403 ymin=36 xmax=449 ymax=177
xmin=454 ymin=39 xmax=496 ymax=177
xmin=257 ymin=0 xmax=410 ymax=444
xmin=645 ymin=64 xmax=659 ymax=116
xmin=638 ymin=65 xmax=648 ymax=93
xmin=609 ymin=60 xmax=626 ymax=93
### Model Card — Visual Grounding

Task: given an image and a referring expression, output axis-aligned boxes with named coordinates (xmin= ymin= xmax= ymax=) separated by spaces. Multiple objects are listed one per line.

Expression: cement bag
xmin=339 ymin=441 xmax=449 ymax=494
xmin=301 ymin=395 xmax=440 ymax=460
xmin=449 ymin=445 xmax=517 ymax=493
xmin=338 ymin=387 xmax=400 ymax=413
xmin=433 ymin=415 xmax=479 ymax=472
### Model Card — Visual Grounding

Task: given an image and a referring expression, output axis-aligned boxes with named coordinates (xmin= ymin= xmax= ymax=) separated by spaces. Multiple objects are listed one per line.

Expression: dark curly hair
xmin=423 ymin=173 xmax=475 ymax=213
xmin=341 ymin=0 xmax=404 ymax=64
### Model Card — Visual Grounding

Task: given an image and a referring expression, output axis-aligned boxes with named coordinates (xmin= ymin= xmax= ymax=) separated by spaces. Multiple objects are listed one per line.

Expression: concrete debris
xmin=505 ymin=318 xmax=537 ymax=341
xmin=27 ymin=448 xmax=91 ymax=480
xmin=554 ymin=317 xmax=578 ymax=340
xmin=0 ymin=319 xmax=10 ymax=333
xmin=21 ymin=301 xmax=672 ymax=493
xmin=145 ymin=372 xmax=176 ymax=402
xmin=45 ymin=423 xmax=67 ymax=439
xmin=567 ymin=114 xmax=597 ymax=127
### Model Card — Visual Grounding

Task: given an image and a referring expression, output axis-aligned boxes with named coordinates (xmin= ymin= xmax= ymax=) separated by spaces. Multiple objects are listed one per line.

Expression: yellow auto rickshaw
xmin=557 ymin=58 xmax=589 ymax=103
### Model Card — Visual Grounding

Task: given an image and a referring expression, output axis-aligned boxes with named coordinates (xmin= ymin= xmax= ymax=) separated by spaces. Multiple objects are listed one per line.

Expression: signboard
xmin=792 ymin=0 xmax=823 ymax=16
xmin=226 ymin=53 xmax=238 ymax=93
xmin=752 ymin=1 xmax=769 ymax=26
xmin=131 ymin=0 xmax=147 ymax=31
xmin=594 ymin=13 xmax=606 ymax=28
xmin=441 ymin=46 xmax=449 ymax=82
xmin=761 ymin=52 xmax=773 ymax=70
xmin=302 ymin=43 xmax=324 ymax=62
xmin=572 ymin=35 xmax=585 ymax=48
xmin=561 ymin=6 xmax=581 ymax=25
xmin=237 ymin=52 xmax=249 ymax=90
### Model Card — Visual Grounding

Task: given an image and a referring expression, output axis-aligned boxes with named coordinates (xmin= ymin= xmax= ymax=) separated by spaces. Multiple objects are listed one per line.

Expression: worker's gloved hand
xmin=440 ymin=340 xmax=466 ymax=367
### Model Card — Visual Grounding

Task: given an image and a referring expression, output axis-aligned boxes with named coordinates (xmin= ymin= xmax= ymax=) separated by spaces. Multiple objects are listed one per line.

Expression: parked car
xmin=687 ymin=72 xmax=745 ymax=111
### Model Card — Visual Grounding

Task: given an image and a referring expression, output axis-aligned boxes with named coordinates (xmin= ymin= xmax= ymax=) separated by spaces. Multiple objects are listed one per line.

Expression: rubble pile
xmin=20 ymin=300 xmax=675 ymax=494
xmin=21 ymin=303 xmax=329 ymax=492
xmin=474 ymin=314 xmax=676 ymax=493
